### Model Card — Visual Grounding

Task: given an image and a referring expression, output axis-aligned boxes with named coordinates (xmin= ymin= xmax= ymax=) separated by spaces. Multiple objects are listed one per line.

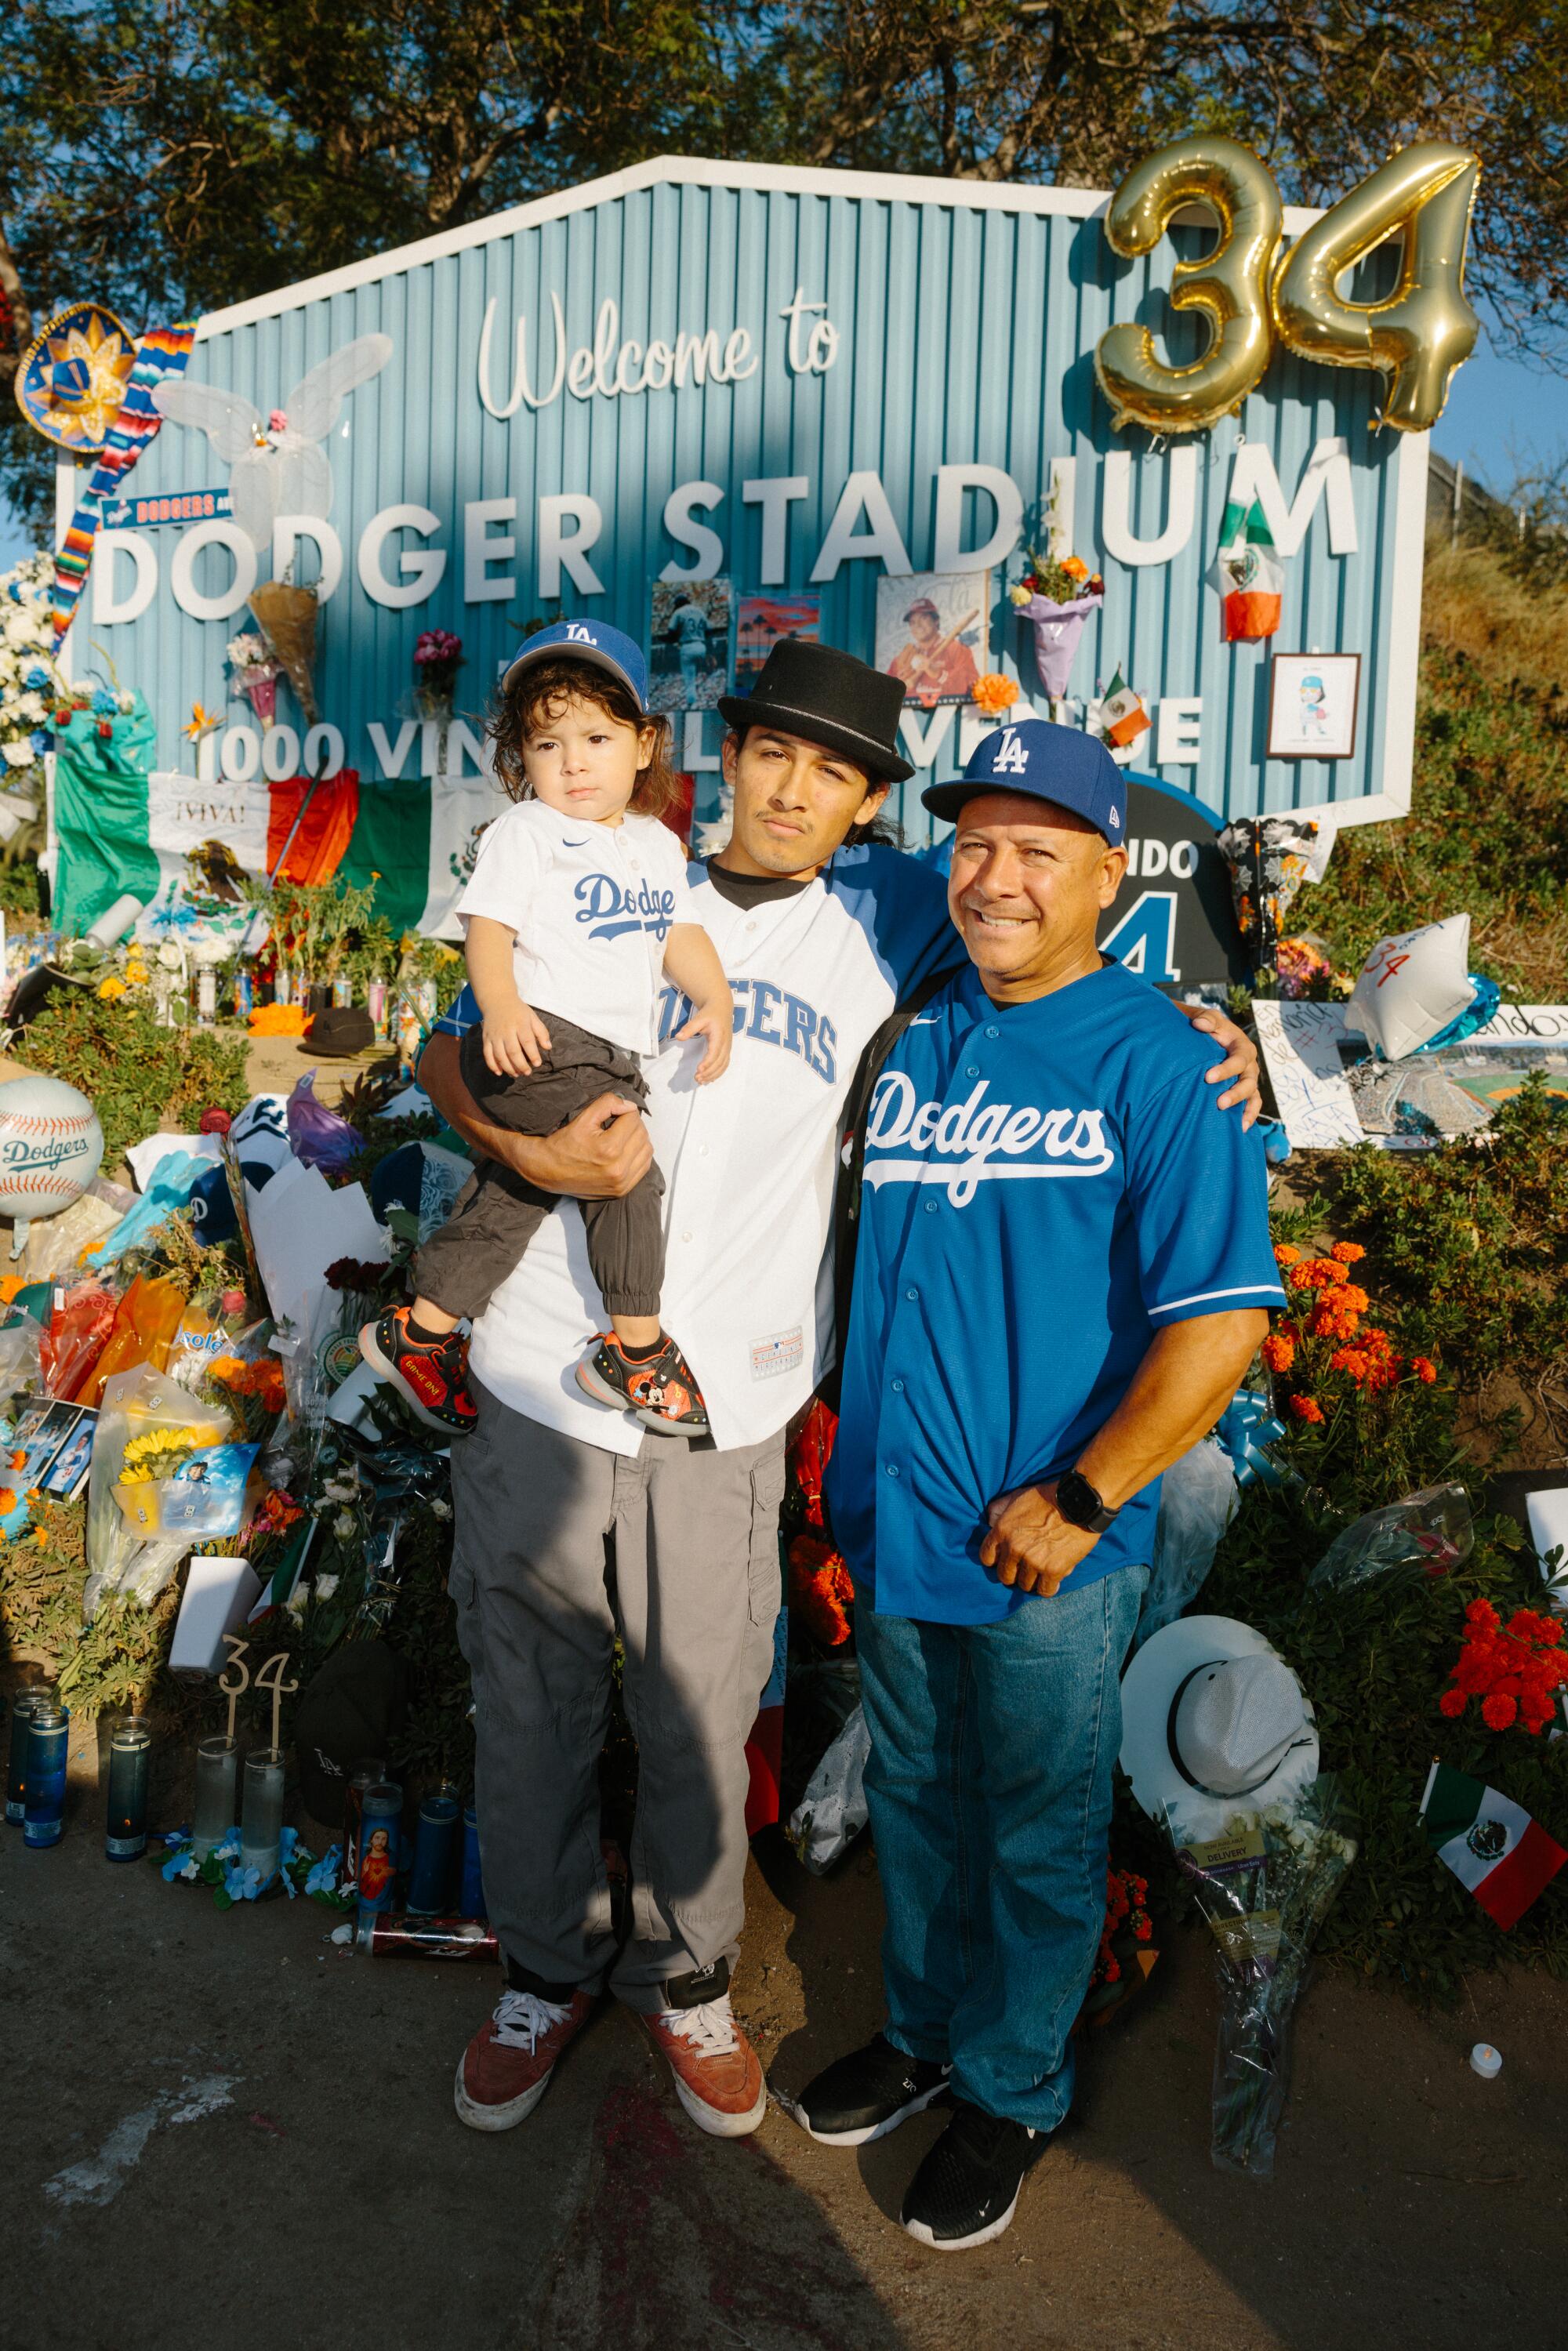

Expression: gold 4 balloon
xmin=1094 ymin=136 xmax=1479 ymax=437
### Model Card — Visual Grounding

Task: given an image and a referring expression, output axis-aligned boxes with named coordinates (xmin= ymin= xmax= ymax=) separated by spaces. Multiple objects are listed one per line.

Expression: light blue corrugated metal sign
xmin=72 ymin=154 xmax=1427 ymax=851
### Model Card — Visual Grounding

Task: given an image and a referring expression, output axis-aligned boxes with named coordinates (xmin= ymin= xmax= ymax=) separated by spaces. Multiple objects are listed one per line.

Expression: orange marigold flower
xmin=0 ymin=1488 xmax=15 ymax=1513
xmin=1412 ymin=1357 xmax=1437 ymax=1384
xmin=1288 ymin=1394 xmax=1325 ymax=1424
xmin=1338 ymin=1286 xmax=1370 ymax=1315
xmin=1330 ymin=1348 xmax=1369 ymax=1381
xmin=1272 ymin=1243 xmax=1301 ymax=1268
xmin=1288 ymin=1264 xmax=1316 ymax=1290
xmin=1312 ymin=1257 xmax=1348 ymax=1286
xmin=9 ymin=1449 xmax=24 ymax=1472
xmin=1261 ymin=1333 xmax=1295 ymax=1372
xmin=1438 ymin=1688 xmax=1467 ymax=1718
xmin=1481 ymin=1692 xmax=1518 ymax=1732
xmin=1330 ymin=1242 xmax=1366 ymax=1264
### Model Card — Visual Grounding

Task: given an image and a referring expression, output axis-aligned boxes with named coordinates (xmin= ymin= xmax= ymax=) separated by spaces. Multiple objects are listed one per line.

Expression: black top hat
xmin=718 ymin=638 xmax=913 ymax=782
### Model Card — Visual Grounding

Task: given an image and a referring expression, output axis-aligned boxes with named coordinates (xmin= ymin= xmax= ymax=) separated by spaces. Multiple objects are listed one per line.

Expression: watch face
xmin=1057 ymin=1471 xmax=1100 ymax=1528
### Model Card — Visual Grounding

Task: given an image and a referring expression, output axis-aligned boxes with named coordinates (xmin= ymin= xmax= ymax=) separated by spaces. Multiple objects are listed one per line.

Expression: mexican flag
xmin=1420 ymin=1761 xmax=1566 ymax=1930
xmin=1096 ymin=668 xmax=1150 ymax=749
xmin=1214 ymin=498 xmax=1283 ymax=642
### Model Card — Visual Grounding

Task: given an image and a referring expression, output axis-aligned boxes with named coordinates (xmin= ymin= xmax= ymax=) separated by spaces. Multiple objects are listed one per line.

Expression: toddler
xmin=361 ymin=621 xmax=730 ymax=1435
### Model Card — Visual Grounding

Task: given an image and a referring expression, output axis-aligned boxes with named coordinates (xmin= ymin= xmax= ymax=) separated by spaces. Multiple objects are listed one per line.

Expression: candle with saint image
xmin=193 ymin=1735 xmax=238 ymax=1859
xmin=356 ymin=1782 xmax=403 ymax=1924
xmin=106 ymin=1715 xmax=152 ymax=1861
xmin=241 ymin=1747 xmax=286 ymax=1881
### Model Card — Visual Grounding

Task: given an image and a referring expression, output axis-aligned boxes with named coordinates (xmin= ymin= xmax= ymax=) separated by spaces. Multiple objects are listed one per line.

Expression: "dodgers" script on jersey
xmin=574 ymin=872 xmax=679 ymax=943
xmin=863 ymin=1070 xmax=1114 ymax=1206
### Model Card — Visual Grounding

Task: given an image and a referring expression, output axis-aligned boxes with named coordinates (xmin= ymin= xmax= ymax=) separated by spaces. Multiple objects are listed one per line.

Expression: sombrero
xmin=15 ymin=303 xmax=138 ymax=454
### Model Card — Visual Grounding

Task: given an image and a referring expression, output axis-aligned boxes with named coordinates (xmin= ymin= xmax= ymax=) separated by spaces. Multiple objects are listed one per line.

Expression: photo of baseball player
xmin=647 ymin=576 xmax=735 ymax=714
xmin=876 ymin=570 xmax=986 ymax=707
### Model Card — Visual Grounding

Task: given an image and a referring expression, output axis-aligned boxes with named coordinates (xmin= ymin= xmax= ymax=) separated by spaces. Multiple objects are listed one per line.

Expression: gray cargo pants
xmin=448 ymin=1375 xmax=786 ymax=2011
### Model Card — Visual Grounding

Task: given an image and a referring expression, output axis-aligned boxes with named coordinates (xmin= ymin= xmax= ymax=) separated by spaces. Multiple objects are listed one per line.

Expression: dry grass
xmin=1421 ymin=540 xmax=1568 ymax=701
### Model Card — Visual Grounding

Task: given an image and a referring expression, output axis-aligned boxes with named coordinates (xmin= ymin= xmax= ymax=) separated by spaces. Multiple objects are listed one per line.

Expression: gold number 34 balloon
xmin=1095 ymin=136 xmax=1283 ymax=437
xmin=1096 ymin=135 xmax=1480 ymax=435
xmin=1271 ymin=141 xmax=1480 ymax=433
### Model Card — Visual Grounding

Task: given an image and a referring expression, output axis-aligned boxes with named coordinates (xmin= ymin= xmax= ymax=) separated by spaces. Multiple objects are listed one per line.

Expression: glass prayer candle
xmin=343 ymin=1758 xmax=387 ymax=1884
xmin=406 ymin=1790 xmax=459 ymax=1915
xmin=22 ymin=1703 xmax=69 ymax=1849
xmin=105 ymin=1715 xmax=152 ymax=1862
xmin=241 ymin=1747 xmax=286 ymax=1883
xmin=192 ymin=1735 xmax=238 ymax=1859
xmin=356 ymin=1781 xmax=402 ymax=1925
xmin=6 ymin=1689 xmax=52 ymax=1825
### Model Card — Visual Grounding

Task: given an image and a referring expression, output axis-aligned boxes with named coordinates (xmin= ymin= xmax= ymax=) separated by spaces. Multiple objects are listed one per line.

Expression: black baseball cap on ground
xmin=292 ymin=1638 xmax=408 ymax=1827
xmin=304 ymin=1006 xmax=377 ymax=1058
xmin=718 ymin=638 xmax=913 ymax=783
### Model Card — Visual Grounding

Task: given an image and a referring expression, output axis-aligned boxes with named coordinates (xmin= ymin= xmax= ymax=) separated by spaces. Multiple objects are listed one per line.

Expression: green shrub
xmin=20 ymin=992 xmax=250 ymax=1166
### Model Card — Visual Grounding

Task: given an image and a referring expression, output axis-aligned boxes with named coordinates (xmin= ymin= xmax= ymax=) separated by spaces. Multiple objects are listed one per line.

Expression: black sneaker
xmin=575 ymin=1332 xmax=710 ymax=1434
xmin=900 ymin=2097 xmax=1047 ymax=2251
xmin=773 ymin=2032 xmax=950 ymax=2147
xmin=359 ymin=1308 xmax=477 ymax=1436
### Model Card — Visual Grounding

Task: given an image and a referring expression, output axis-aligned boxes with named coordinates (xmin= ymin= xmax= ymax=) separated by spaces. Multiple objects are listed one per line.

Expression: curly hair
xmin=488 ymin=657 xmax=680 ymax=821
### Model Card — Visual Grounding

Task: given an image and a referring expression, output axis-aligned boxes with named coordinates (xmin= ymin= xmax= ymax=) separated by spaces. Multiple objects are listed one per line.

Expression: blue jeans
xmin=855 ymin=1562 xmax=1148 ymax=2131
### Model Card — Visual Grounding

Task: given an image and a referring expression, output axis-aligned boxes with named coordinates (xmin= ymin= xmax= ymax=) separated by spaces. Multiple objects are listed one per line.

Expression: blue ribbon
xmin=1216 ymin=1390 xmax=1289 ymax=1488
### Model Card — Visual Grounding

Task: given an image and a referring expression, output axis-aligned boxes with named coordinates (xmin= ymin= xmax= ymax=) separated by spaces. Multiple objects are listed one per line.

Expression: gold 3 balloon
xmin=1094 ymin=135 xmax=1480 ymax=437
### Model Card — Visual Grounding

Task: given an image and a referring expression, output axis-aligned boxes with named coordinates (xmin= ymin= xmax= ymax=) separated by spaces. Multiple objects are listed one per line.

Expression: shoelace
xmin=492 ymin=1989 xmax=572 ymax=2052
xmin=658 ymin=1994 xmax=739 ymax=2056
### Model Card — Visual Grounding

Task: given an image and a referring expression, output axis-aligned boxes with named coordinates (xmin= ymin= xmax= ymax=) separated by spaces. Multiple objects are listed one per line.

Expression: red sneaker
xmin=360 ymin=1307 xmax=477 ymax=1436
xmin=453 ymin=1986 xmax=593 ymax=2132
xmin=575 ymin=1333 xmax=710 ymax=1434
xmin=638 ymin=1994 xmax=767 ymax=2138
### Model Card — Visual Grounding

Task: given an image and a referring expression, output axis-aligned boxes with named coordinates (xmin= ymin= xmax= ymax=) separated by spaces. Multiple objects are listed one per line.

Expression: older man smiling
xmin=785 ymin=719 xmax=1285 ymax=2252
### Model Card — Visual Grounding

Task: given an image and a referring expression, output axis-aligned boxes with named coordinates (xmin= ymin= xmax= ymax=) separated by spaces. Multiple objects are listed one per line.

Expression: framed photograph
xmin=875 ymin=571 xmax=988 ymax=708
xmin=735 ymin=592 xmax=820 ymax=680
xmin=1267 ymin=652 xmax=1361 ymax=761
xmin=648 ymin=577 xmax=735 ymax=715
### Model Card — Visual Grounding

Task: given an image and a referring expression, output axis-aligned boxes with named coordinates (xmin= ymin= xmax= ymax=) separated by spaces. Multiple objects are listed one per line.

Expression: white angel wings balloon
xmin=152 ymin=333 xmax=394 ymax=550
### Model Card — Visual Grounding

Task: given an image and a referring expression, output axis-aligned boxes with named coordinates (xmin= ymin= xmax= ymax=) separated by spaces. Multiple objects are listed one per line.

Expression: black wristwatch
xmin=1054 ymin=1468 xmax=1120 ymax=1533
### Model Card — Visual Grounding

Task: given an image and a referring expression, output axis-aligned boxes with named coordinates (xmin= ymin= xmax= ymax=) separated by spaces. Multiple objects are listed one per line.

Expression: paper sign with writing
xmin=1253 ymin=1001 xmax=1367 ymax=1151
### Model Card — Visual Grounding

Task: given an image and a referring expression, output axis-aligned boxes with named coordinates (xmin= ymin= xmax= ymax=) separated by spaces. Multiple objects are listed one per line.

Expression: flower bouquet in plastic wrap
xmin=1167 ymin=1776 xmax=1357 ymax=2179
xmin=85 ymin=1363 xmax=256 ymax=1615
xmin=1009 ymin=545 xmax=1105 ymax=701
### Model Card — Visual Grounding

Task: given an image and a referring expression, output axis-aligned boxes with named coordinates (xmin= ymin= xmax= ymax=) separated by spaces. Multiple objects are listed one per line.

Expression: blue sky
xmin=5 ymin=325 xmax=1561 ymax=575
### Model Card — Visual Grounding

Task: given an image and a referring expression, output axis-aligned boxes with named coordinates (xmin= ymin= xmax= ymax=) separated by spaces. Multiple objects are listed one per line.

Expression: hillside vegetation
xmin=1311 ymin=542 xmax=1568 ymax=998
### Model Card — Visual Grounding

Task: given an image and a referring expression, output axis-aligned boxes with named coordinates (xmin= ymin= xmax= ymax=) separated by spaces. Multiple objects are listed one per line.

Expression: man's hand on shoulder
xmin=1174 ymin=1001 xmax=1261 ymax=1127
xmin=980 ymin=1481 xmax=1100 ymax=1598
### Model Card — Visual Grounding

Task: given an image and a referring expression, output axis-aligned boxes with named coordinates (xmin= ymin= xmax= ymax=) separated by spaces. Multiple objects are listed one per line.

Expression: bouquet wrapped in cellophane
xmin=1166 ymin=1776 xmax=1357 ymax=2179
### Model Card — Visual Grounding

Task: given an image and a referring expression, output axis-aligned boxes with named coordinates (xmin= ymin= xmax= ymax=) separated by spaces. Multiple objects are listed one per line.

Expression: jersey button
xmin=681 ymin=1230 xmax=693 ymax=1243
xmin=923 ymin=1199 xmax=938 ymax=1213
xmin=885 ymin=1462 xmax=900 ymax=1479
xmin=891 ymin=1378 xmax=905 ymax=1393
xmin=905 ymin=1286 xmax=919 ymax=1302
xmin=965 ymin=1064 xmax=980 ymax=1078
xmin=985 ymin=1025 xmax=1000 ymax=1039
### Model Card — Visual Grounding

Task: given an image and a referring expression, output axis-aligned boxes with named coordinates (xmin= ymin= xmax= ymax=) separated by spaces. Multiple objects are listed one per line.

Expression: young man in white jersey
xmin=416 ymin=638 xmax=1261 ymax=2142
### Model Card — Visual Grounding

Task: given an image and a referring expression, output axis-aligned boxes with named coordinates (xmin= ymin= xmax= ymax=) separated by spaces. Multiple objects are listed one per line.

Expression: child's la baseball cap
xmin=920 ymin=717 xmax=1126 ymax=847
xmin=500 ymin=619 xmax=649 ymax=712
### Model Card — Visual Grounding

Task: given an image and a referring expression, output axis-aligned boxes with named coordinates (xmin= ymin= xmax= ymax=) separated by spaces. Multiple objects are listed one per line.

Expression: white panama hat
xmin=1120 ymin=1614 xmax=1319 ymax=1841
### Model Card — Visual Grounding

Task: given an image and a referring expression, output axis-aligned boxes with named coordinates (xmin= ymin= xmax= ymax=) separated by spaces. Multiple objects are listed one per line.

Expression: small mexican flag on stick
xmin=1419 ymin=1761 xmax=1566 ymax=1930
xmin=1214 ymin=498 xmax=1283 ymax=642
xmin=1095 ymin=668 xmax=1150 ymax=749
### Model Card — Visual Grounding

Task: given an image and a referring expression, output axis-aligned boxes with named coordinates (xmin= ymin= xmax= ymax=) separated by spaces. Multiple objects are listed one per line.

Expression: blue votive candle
xmin=23 ymin=1703 xmax=69 ymax=1849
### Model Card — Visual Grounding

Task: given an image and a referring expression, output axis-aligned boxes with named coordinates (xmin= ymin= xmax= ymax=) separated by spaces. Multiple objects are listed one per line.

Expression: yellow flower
xmin=97 ymin=975 xmax=127 ymax=1000
xmin=125 ymin=962 xmax=149 ymax=985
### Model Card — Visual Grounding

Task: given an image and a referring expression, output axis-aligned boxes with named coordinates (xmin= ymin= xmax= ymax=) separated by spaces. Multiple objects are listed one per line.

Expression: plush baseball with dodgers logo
xmin=0 ymin=1075 xmax=105 ymax=1238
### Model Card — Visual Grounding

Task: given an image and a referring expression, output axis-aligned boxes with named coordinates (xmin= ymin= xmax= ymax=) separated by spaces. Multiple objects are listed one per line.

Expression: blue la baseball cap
xmin=500 ymin=619 xmax=648 ymax=711
xmin=921 ymin=717 xmax=1126 ymax=847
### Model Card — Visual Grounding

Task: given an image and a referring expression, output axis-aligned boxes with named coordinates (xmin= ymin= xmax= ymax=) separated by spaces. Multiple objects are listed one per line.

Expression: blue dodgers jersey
xmin=826 ymin=957 xmax=1286 ymax=1625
